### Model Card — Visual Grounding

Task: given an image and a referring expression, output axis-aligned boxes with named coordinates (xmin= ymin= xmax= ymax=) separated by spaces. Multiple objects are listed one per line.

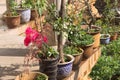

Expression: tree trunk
xmin=58 ymin=0 xmax=66 ymax=63
xmin=84 ymin=0 xmax=95 ymax=29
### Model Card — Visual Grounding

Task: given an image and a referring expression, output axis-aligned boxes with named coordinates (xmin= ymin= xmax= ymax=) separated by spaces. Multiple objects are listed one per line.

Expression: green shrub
xmin=90 ymin=38 xmax=120 ymax=80
xmin=102 ymin=38 xmax=120 ymax=55
xmin=90 ymin=55 xmax=120 ymax=80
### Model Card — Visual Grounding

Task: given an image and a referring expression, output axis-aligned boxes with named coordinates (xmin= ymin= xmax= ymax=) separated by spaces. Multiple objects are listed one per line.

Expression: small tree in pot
xmin=82 ymin=0 xmax=101 ymax=48
xmin=46 ymin=1 xmax=75 ymax=79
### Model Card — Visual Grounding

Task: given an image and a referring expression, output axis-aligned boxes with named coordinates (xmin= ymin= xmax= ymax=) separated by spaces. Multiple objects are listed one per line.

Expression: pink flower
xmin=24 ymin=36 xmax=31 ymax=46
xmin=43 ymin=36 xmax=47 ymax=43
xmin=24 ymin=27 xmax=48 ymax=47
xmin=25 ymin=27 xmax=33 ymax=35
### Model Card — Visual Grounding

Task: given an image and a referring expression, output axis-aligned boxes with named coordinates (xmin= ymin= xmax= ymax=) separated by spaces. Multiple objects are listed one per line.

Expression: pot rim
xmin=100 ymin=34 xmax=111 ymax=39
xmin=3 ymin=14 xmax=21 ymax=17
xmin=41 ymin=54 xmax=59 ymax=61
xmin=58 ymin=54 xmax=74 ymax=65
xmin=16 ymin=8 xmax=31 ymax=11
xmin=15 ymin=71 xmax=48 ymax=80
xmin=87 ymin=25 xmax=101 ymax=34
xmin=72 ymin=48 xmax=84 ymax=56
xmin=86 ymin=42 xmax=94 ymax=47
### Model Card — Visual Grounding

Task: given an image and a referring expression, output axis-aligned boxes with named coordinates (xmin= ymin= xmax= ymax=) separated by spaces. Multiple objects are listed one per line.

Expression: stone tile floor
xmin=0 ymin=18 xmax=39 ymax=80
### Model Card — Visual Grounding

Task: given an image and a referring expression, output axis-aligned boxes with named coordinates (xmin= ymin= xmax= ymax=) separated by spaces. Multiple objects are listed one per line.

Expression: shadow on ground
xmin=0 ymin=64 xmax=39 ymax=79
xmin=0 ymin=48 xmax=29 ymax=56
xmin=0 ymin=64 xmax=21 ymax=78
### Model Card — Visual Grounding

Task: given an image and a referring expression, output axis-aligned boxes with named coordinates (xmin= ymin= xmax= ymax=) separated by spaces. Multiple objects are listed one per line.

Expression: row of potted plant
xmin=15 ymin=0 xmax=120 ymax=80
xmin=15 ymin=0 xmax=101 ymax=80
xmin=5 ymin=0 xmax=47 ymax=29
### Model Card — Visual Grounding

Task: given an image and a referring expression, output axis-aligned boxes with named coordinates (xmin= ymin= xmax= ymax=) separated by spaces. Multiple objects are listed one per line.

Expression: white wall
xmin=0 ymin=0 xmax=6 ymax=14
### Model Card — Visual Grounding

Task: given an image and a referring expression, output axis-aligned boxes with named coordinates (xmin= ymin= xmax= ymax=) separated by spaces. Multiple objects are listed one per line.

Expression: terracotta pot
xmin=81 ymin=25 xmax=101 ymax=48
xmin=81 ymin=42 xmax=94 ymax=59
xmin=15 ymin=72 xmax=48 ymax=80
xmin=57 ymin=54 xmax=74 ymax=80
xmin=72 ymin=48 xmax=84 ymax=69
xmin=16 ymin=8 xmax=31 ymax=23
xmin=39 ymin=56 xmax=59 ymax=80
xmin=89 ymin=32 xmax=100 ymax=49
xmin=30 ymin=9 xmax=38 ymax=20
xmin=110 ymin=32 xmax=118 ymax=41
xmin=4 ymin=14 xmax=20 ymax=29
xmin=87 ymin=25 xmax=101 ymax=49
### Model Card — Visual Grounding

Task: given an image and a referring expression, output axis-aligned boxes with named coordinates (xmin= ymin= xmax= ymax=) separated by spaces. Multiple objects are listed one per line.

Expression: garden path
xmin=0 ymin=19 xmax=39 ymax=80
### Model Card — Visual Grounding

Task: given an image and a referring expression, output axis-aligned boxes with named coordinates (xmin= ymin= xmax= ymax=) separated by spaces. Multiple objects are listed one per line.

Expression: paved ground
xmin=0 ymin=18 xmax=39 ymax=80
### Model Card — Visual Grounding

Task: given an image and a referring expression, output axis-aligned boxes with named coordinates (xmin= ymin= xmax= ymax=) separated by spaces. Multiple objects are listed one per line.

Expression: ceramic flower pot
xmin=4 ymin=14 xmax=20 ymax=28
xmin=16 ymin=8 xmax=31 ymax=23
xmin=72 ymin=48 xmax=84 ymax=70
xmin=87 ymin=25 xmax=101 ymax=49
xmin=100 ymin=34 xmax=110 ymax=44
xmin=57 ymin=54 xmax=74 ymax=80
xmin=81 ymin=42 xmax=94 ymax=59
xmin=15 ymin=72 xmax=48 ymax=80
xmin=39 ymin=56 xmax=59 ymax=80
xmin=81 ymin=25 xmax=101 ymax=49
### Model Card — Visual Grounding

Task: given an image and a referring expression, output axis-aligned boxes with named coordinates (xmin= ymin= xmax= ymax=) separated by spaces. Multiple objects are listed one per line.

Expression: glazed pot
xmin=72 ymin=48 xmax=84 ymax=69
xmin=100 ymin=34 xmax=110 ymax=44
xmin=16 ymin=8 xmax=31 ymax=23
xmin=57 ymin=54 xmax=74 ymax=80
xmin=81 ymin=42 xmax=94 ymax=59
xmin=39 ymin=56 xmax=59 ymax=80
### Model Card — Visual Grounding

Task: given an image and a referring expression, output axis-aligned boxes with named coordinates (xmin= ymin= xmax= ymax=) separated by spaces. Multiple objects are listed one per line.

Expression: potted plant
xmin=23 ymin=27 xmax=59 ymax=80
xmin=4 ymin=0 xmax=20 ymax=28
xmin=68 ymin=25 xmax=94 ymax=59
xmin=100 ymin=24 xmax=111 ymax=44
xmin=16 ymin=0 xmax=31 ymax=23
xmin=100 ymin=34 xmax=111 ymax=44
xmin=64 ymin=45 xmax=84 ymax=69
xmin=81 ymin=0 xmax=101 ymax=49
xmin=15 ymin=72 xmax=48 ymax=80
xmin=46 ymin=2 xmax=75 ymax=79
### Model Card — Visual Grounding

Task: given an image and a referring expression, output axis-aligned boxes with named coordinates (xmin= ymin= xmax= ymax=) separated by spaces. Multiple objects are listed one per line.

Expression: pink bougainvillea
xmin=24 ymin=27 xmax=47 ymax=48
